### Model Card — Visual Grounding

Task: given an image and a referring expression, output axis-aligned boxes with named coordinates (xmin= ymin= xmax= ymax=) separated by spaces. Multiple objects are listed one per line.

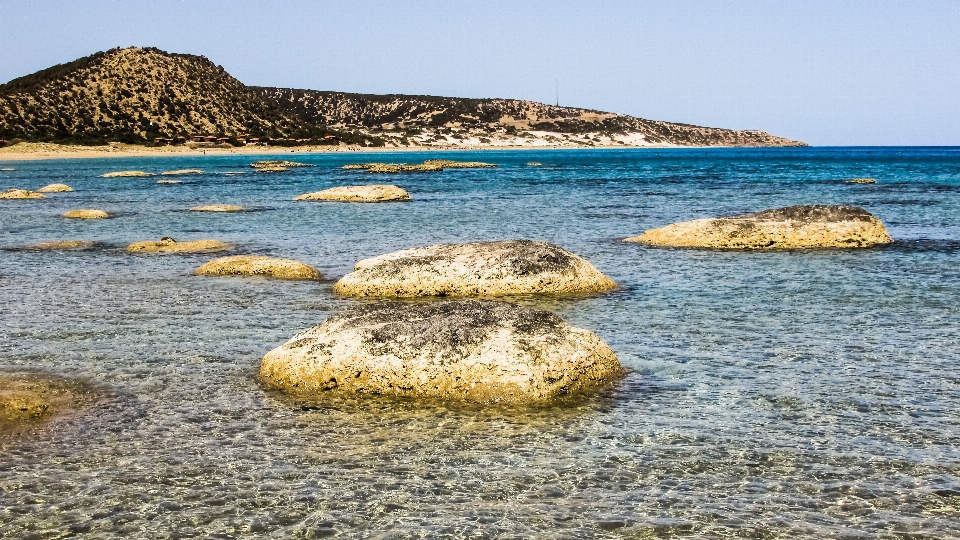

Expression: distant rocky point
xmin=0 ymin=47 xmax=806 ymax=148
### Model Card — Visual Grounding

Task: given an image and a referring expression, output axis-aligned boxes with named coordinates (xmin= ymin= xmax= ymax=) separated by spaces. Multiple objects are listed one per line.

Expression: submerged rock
xmin=37 ymin=183 xmax=73 ymax=192
xmin=194 ymin=255 xmax=321 ymax=280
xmin=255 ymin=165 xmax=289 ymax=173
xmin=63 ymin=209 xmax=108 ymax=219
xmin=848 ymin=178 xmax=877 ymax=184
xmin=100 ymin=171 xmax=152 ymax=178
xmin=294 ymin=185 xmax=411 ymax=202
xmin=162 ymin=169 xmax=204 ymax=175
xmin=0 ymin=375 xmax=90 ymax=431
xmin=0 ymin=188 xmax=45 ymax=199
xmin=334 ymin=240 xmax=617 ymax=297
xmin=157 ymin=179 xmax=183 ymax=184
xmin=527 ymin=162 xmax=542 ymax=166
xmin=127 ymin=237 xmax=230 ymax=253
xmin=190 ymin=204 xmax=244 ymax=212
xmin=25 ymin=240 xmax=95 ymax=250
xmin=625 ymin=205 xmax=893 ymax=249
xmin=259 ymin=300 xmax=623 ymax=404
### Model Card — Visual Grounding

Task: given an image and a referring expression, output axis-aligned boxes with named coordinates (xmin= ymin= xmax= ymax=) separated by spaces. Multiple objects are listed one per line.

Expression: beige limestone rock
xmin=0 ymin=375 xmax=89 ymax=431
xmin=343 ymin=160 xmax=496 ymax=173
xmin=0 ymin=189 xmax=45 ymax=199
xmin=194 ymin=255 xmax=321 ymax=280
xmin=26 ymin=240 xmax=95 ymax=250
xmin=294 ymin=184 xmax=411 ymax=203
xmin=157 ymin=179 xmax=183 ymax=184
xmin=334 ymin=240 xmax=617 ymax=297
xmin=251 ymin=160 xmax=312 ymax=168
xmin=127 ymin=237 xmax=230 ymax=253
xmin=259 ymin=300 xmax=623 ymax=404
xmin=625 ymin=205 xmax=892 ymax=249
xmin=255 ymin=165 xmax=289 ymax=173
xmin=190 ymin=204 xmax=244 ymax=212
xmin=37 ymin=183 xmax=73 ymax=192
xmin=848 ymin=178 xmax=877 ymax=184
xmin=527 ymin=162 xmax=542 ymax=166
xmin=162 ymin=169 xmax=203 ymax=175
xmin=63 ymin=209 xmax=108 ymax=219
xmin=0 ymin=168 xmax=14 ymax=172
xmin=100 ymin=171 xmax=152 ymax=177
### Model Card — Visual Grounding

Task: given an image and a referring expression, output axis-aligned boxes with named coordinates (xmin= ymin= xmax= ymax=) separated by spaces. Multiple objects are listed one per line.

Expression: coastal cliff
xmin=0 ymin=47 xmax=806 ymax=148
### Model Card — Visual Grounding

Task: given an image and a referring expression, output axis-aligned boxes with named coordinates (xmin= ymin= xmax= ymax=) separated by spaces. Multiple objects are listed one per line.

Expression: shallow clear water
xmin=1 ymin=148 xmax=959 ymax=538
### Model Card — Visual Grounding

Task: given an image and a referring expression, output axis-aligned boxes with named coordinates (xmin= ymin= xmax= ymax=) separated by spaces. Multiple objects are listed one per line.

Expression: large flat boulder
xmin=63 ymin=209 xmax=108 ymax=219
xmin=127 ymin=237 xmax=230 ymax=253
xmin=0 ymin=189 xmax=45 ymax=199
xmin=194 ymin=255 xmax=321 ymax=280
xmin=259 ymin=300 xmax=622 ymax=404
xmin=38 ymin=183 xmax=73 ymax=192
xmin=295 ymin=184 xmax=411 ymax=202
xmin=334 ymin=240 xmax=617 ymax=297
xmin=190 ymin=205 xmax=244 ymax=212
xmin=162 ymin=169 xmax=204 ymax=175
xmin=0 ymin=375 xmax=91 ymax=433
xmin=100 ymin=171 xmax=152 ymax=177
xmin=625 ymin=205 xmax=892 ymax=249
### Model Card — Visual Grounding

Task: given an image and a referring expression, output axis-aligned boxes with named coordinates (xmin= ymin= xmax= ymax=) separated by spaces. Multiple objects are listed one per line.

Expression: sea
xmin=1 ymin=147 xmax=958 ymax=538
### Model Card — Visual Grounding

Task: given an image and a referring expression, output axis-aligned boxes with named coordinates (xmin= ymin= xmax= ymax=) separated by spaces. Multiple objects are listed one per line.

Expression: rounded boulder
xmin=625 ymin=205 xmax=892 ymax=249
xmin=0 ymin=189 xmax=45 ymax=199
xmin=37 ymin=183 xmax=73 ymax=192
xmin=334 ymin=240 xmax=617 ymax=297
xmin=194 ymin=255 xmax=321 ymax=280
xmin=259 ymin=300 xmax=623 ymax=404
xmin=63 ymin=209 xmax=108 ymax=219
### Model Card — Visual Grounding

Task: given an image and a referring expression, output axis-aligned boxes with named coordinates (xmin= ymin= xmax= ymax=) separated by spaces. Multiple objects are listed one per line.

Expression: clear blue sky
xmin=1 ymin=0 xmax=958 ymax=145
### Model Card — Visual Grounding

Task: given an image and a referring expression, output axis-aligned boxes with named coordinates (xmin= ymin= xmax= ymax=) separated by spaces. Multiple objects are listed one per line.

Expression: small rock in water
xmin=334 ymin=240 xmax=617 ymax=297
xmin=343 ymin=160 xmax=495 ymax=173
xmin=100 ymin=171 xmax=153 ymax=177
xmin=63 ymin=209 xmax=109 ymax=219
xmin=194 ymin=255 xmax=322 ymax=280
xmin=848 ymin=178 xmax=877 ymax=184
xmin=0 ymin=188 xmax=45 ymax=199
xmin=259 ymin=300 xmax=623 ymax=404
xmin=625 ymin=205 xmax=892 ymax=249
xmin=157 ymin=179 xmax=183 ymax=184
xmin=0 ymin=168 xmax=14 ymax=172
xmin=127 ymin=237 xmax=231 ymax=253
xmin=526 ymin=162 xmax=542 ymax=166
xmin=294 ymin=185 xmax=411 ymax=202
xmin=37 ymin=183 xmax=73 ymax=192
xmin=190 ymin=205 xmax=244 ymax=212
xmin=161 ymin=169 xmax=204 ymax=175
xmin=25 ymin=240 xmax=95 ymax=250
xmin=0 ymin=375 xmax=93 ymax=433
xmin=250 ymin=160 xmax=312 ymax=168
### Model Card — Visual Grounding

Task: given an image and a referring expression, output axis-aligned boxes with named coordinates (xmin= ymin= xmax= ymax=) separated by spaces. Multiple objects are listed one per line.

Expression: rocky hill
xmin=0 ymin=47 xmax=806 ymax=147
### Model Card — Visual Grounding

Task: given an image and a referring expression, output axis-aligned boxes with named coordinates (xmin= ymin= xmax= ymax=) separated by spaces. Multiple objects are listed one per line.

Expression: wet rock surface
xmin=100 ymin=171 xmax=152 ymax=178
xmin=0 ymin=375 xmax=92 ymax=433
xmin=626 ymin=205 xmax=893 ymax=249
xmin=259 ymin=300 xmax=622 ymax=403
xmin=190 ymin=205 xmax=244 ymax=212
xmin=161 ymin=169 xmax=204 ymax=175
xmin=294 ymin=185 xmax=411 ymax=202
xmin=194 ymin=255 xmax=321 ymax=280
xmin=127 ymin=237 xmax=231 ymax=253
xmin=22 ymin=240 xmax=96 ymax=250
xmin=343 ymin=160 xmax=496 ymax=173
xmin=334 ymin=240 xmax=617 ymax=297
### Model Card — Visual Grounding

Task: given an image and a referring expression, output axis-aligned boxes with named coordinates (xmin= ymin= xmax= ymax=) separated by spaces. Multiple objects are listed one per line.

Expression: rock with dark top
xmin=259 ymin=300 xmax=623 ymax=403
xmin=625 ymin=205 xmax=892 ymax=249
xmin=333 ymin=240 xmax=617 ymax=297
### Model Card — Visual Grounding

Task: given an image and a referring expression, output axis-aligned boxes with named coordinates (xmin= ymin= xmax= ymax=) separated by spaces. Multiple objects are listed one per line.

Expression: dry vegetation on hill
xmin=0 ymin=47 xmax=806 ymax=148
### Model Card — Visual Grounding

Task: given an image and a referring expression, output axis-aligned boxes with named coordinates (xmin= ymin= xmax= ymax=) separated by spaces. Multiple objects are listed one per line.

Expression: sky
xmin=1 ymin=0 xmax=958 ymax=146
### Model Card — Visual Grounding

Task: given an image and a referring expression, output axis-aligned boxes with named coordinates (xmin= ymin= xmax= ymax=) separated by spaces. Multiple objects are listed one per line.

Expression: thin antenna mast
xmin=555 ymin=79 xmax=559 ymax=106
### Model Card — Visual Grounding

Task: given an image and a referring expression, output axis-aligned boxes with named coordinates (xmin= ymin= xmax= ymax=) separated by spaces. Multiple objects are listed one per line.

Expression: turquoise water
xmin=1 ymin=148 xmax=959 ymax=538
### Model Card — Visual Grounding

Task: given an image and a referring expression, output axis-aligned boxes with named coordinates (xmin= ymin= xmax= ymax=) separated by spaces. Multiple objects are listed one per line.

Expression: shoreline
xmin=0 ymin=141 xmax=739 ymax=162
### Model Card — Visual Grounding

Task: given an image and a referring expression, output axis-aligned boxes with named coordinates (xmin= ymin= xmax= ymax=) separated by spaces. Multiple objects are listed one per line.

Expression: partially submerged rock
xmin=0 ymin=375 xmax=90 ymax=432
xmin=100 ymin=171 xmax=152 ymax=178
xmin=626 ymin=205 xmax=893 ymax=249
xmin=194 ymin=255 xmax=321 ymax=280
xmin=255 ymin=165 xmax=289 ymax=173
xmin=63 ymin=209 xmax=108 ymax=219
xmin=25 ymin=240 xmax=95 ymax=250
xmin=527 ymin=162 xmax=542 ymax=166
xmin=0 ymin=168 xmax=14 ymax=172
xmin=294 ymin=185 xmax=411 ymax=202
xmin=190 ymin=204 xmax=244 ymax=212
xmin=251 ymin=160 xmax=312 ymax=168
xmin=37 ymin=183 xmax=73 ymax=192
xmin=127 ymin=237 xmax=230 ymax=253
xmin=344 ymin=160 xmax=496 ymax=173
xmin=334 ymin=240 xmax=617 ymax=297
xmin=259 ymin=300 xmax=623 ymax=404
xmin=848 ymin=178 xmax=877 ymax=184
xmin=0 ymin=188 xmax=45 ymax=199
xmin=162 ymin=169 xmax=204 ymax=175
xmin=157 ymin=179 xmax=183 ymax=184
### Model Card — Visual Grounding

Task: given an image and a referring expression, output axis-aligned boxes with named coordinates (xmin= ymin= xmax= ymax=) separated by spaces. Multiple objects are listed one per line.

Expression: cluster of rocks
xmin=343 ymin=159 xmax=496 ymax=173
